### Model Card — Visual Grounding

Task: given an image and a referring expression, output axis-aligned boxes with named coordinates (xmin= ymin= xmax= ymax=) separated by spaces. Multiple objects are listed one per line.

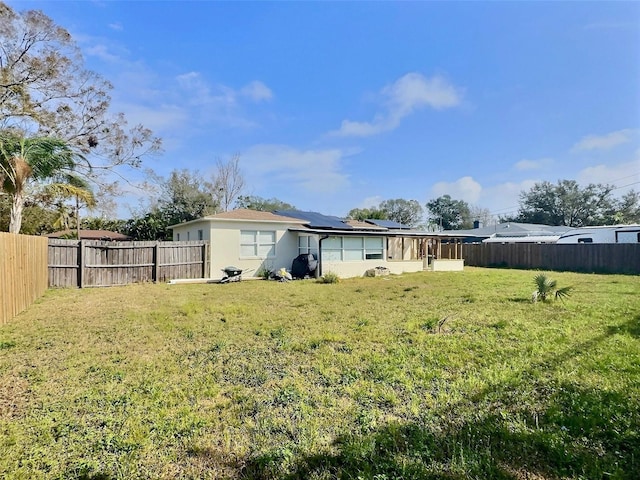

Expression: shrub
xmin=319 ymin=272 xmax=340 ymax=284
xmin=257 ymin=265 xmax=274 ymax=280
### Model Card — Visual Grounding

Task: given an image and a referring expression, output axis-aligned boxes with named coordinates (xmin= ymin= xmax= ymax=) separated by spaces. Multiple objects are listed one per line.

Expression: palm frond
xmin=555 ymin=286 xmax=572 ymax=301
xmin=43 ymin=183 xmax=96 ymax=207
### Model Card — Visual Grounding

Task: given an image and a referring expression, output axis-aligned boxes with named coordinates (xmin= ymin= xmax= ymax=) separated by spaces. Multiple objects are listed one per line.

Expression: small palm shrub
xmin=532 ymin=273 xmax=572 ymax=302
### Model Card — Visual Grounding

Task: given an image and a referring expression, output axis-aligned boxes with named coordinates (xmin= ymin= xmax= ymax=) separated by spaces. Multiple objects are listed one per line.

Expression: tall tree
xmin=43 ymin=179 xmax=96 ymax=238
xmin=514 ymin=180 xmax=615 ymax=226
xmin=235 ymin=195 xmax=295 ymax=212
xmin=469 ymin=205 xmax=493 ymax=227
xmin=0 ymin=3 xmax=160 ymax=188
xmin=158 ymin=169 xmax=218 ymax=225
xmin=426 ymin=195 xmax=472 ymax=230
xmin=212 ymin=154 xmax=245 ymax=212
xmin=612 ymin=190 xmax=640 ymax=224
xmin=347 ymin=207 xmax=388 ymax=222
xmin=123 ymin=169 xmax=219 ymax=240
xmin=379 ymin=198 xmax=424 ymax=226
xmin=0 ymin=132 xmax=88 ymax=233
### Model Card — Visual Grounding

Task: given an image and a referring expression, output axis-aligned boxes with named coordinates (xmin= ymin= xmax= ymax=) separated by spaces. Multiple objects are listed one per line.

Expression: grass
xmin=0 ymin=267 xmax=639 ymax=479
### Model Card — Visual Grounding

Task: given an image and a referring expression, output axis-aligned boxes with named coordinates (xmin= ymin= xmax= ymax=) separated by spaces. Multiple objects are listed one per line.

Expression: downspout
xmin=317 ymin=234 xmax=330 ymax=277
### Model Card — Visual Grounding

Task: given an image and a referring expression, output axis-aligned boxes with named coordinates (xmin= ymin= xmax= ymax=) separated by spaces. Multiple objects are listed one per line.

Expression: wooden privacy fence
xmin=1 ymin=233 xmax=48 ymax=325
xmin=463 ymin=243 xmax=640 ymax=274
xmin=49 ymin=240 xmax=209 ymax=288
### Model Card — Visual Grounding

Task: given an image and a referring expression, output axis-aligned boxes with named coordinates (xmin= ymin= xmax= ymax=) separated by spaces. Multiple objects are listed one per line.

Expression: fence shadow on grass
xmin=241 ymin=317 xmax=640 ymax=480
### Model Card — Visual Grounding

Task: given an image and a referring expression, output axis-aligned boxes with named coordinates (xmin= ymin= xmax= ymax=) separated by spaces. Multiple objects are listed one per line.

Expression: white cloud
xmin=176 ymin=71 xmax=236 ymax=107
xmin=108 ymin=22 xmax=123 ymax=31
xmin=577 ymin=158 xmax=640 ymax=193
xmin=113 ymin=102 xmax=188 ymax=133
xmin=240 ymin=81 xmax=273 ymax=102
xmin=571 ymin=129 xmax=635 ymax=152
xmin=480 ymin=180 xmax=537 ymax=215
xmin=514 ymin=158 xmax=553 ymax=171
xmin=359 ymin=196 xmax=384 ymax=209
xmin=84 ymin=43 xmax=123 ymax=63
xmin=430 ymin=176 xmax=482 ymax=204
xmin=427 ymin=176 xmax=540 ymax=218
xmin=331 ymin=73 xmax=463 ymax=137
xmin=176 ymin=73 xmax=273 ymax=107
xmin=242 ymin=144 xmax=351 ymax=194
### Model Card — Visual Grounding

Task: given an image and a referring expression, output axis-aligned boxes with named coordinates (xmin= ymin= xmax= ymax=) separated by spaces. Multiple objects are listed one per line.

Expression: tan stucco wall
xmin=176 ymin=219 xmax=301 ymax=280
xmin=322 ymin=259 xmax=425 ymax=278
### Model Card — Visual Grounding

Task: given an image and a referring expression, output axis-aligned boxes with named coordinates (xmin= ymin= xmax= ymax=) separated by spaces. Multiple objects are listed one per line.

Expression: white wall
xmin=431 ymin=259 xmax=464 ymax=272
xmin=207 ymin=220 xmax=300 ymax=280
xmin=322 ymin=259 xmax=425 ymax=278
xmin=171 ymin=222 xmax=210 ymax=242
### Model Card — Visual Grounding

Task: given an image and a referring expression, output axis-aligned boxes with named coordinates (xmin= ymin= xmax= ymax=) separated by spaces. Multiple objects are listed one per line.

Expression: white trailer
xmin=556 ymin=225 xmax=640 ymax=244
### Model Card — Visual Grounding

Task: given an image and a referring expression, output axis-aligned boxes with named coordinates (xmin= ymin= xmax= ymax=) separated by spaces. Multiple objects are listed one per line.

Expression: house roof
xmin=365 ymin=219 xmax=411 ymax=229
xmin=483 ymin=235 xmax=561 ymax=244
xmin=274 ymin=210 xmax=353 ymax=229
xmin=46 ymin=229 xmax=131 ymax=240
xmin=172 ymin=208 xmax=474 ymax=238
xmin=448 ymin=222 xmax=571 ymax=238
xmin=168 ymin=209 xmax=308 ymax=228
xmin=289 ymin=226 xmax=476 ymax=239
xmin=344 ymin=219 xmax=387 ymax=230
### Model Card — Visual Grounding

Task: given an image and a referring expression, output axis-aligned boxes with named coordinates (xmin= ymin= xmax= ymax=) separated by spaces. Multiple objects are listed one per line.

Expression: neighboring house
xmin=170 ymin=209 xmax=472 ymax=280
xmin=46 ymin=229 xmax=131 ymax=241
xmin=448 ymin=222 xmax=571 ymax=244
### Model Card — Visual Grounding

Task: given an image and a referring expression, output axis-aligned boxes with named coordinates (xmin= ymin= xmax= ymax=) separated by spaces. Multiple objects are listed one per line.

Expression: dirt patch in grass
xmin=0 ymin=372 xmax=30 ymax=419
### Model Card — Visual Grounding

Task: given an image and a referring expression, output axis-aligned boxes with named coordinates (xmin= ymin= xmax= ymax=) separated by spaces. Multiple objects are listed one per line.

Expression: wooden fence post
xmin=202 ymin=243 xmax=207 ymax=278
xmin=153 ymin=242 xmax=159 ymax=283
xmin=78 ymin=240 xmax=85 ymax=288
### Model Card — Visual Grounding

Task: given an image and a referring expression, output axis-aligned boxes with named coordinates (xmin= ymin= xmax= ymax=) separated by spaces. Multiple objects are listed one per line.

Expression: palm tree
xmin=532 ymin=274 xmax=572 ymax=303
xmin=46 ymin=180 xmax=96 ymax=238
xmin=0 ymin=133 xmax=88 ymax=234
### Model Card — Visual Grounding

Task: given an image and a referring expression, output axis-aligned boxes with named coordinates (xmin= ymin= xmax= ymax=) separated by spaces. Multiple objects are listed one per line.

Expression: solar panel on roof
xmin=274 ymin=210 xmax=353 ymax=229
xmin=366 ymin=219 xmax=411 ymax=229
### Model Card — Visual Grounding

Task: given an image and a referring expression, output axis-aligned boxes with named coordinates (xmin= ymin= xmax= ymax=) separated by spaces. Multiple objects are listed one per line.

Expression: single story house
xmin=169 ymin=209 xmax=472 ymax=280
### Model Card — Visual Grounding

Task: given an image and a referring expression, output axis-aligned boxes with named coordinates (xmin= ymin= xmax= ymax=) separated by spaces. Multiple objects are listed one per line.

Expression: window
xmin=198 ymin=229 xmax=203 ymax=241
xmin=322 ymin=236 xmax=384 ymax=262
xmin=615 ymin=230 xmax=640 ymax=243
xmin=578 ymin=238 xmax=593 ymax=243
xmin=298 ymin=235 xmax=319 ymax=256
xmin=176 ymin=233 xmax=180 ymax=241
xmin=323 ymin=237 xmax=342 ymax=261
xmin=365 ymin=237 xmax=384 ymax=259
xmin=240 ymin=230 xmax=276 ymax=258
xmin=187 ymin=231 xmax=190 ymax=241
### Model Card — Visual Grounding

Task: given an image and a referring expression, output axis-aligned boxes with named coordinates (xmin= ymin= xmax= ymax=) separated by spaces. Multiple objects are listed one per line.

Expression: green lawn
xmin=1 ymin=267 xmax=639 ymax=479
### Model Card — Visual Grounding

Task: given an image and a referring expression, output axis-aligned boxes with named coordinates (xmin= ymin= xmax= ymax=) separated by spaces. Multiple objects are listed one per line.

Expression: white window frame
xmin=322 ymin=236 xmax=384 ymax=262
xmin=240 ymin=230 xmax=276 ymax=259
xmin=298 ymin=235 xmax=319 ymax=256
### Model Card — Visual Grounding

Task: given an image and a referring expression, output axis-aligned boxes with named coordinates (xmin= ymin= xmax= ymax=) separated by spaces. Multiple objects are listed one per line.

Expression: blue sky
xmin=9 ymin=1 xmax=640 ymax=220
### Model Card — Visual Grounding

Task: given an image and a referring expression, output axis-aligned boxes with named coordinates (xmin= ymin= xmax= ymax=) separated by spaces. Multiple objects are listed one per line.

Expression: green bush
xmin=319 ymin=271 xmax=340 ymax=284
xmin=257 ymin=265 xmax=274 ymax=280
